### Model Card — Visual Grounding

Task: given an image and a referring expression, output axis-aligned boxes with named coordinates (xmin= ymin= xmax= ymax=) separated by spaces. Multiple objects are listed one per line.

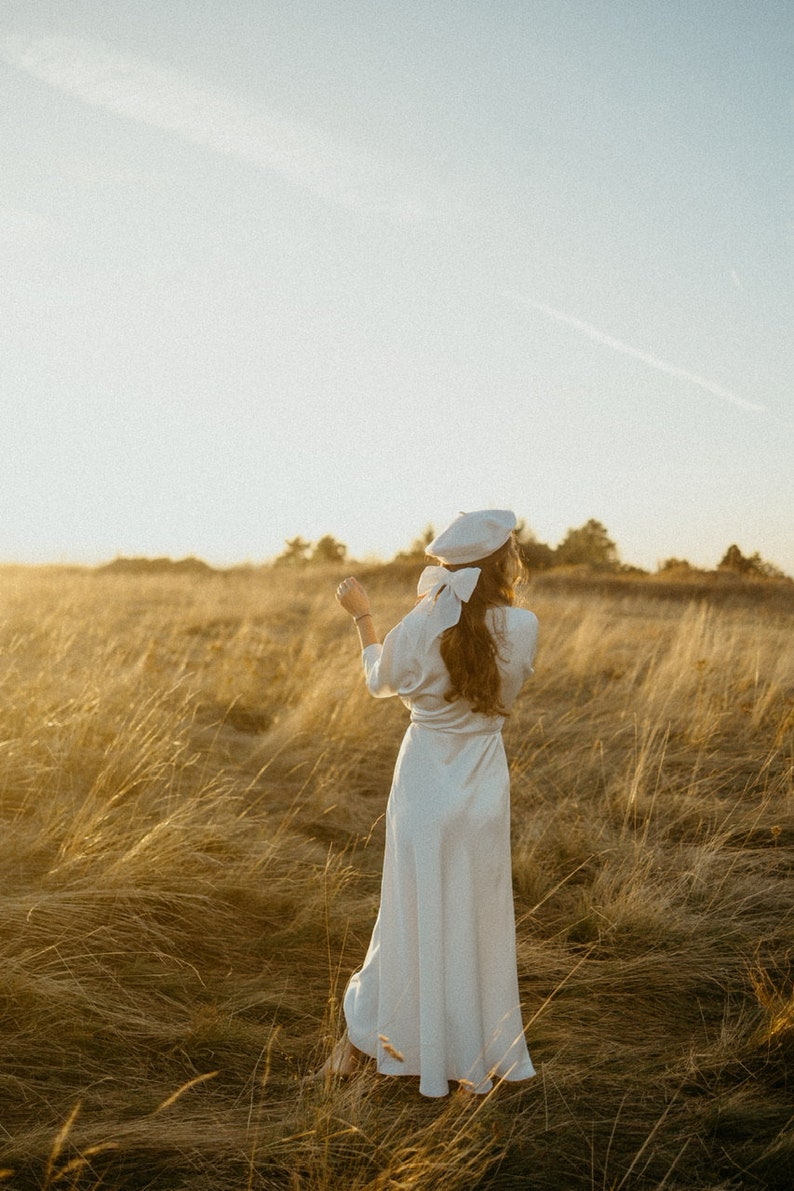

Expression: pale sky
xmin=1 ymin=0 xmax=792 ymax=572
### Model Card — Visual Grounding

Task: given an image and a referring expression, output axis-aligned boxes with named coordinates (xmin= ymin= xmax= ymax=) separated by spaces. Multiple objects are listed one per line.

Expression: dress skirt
xmin=344 ymin=721 xmax=535 ymax=1098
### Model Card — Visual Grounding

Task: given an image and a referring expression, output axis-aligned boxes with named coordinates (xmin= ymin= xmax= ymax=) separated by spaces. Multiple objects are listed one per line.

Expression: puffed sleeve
xmin=361 ymin=615 xmax=423 ymax=699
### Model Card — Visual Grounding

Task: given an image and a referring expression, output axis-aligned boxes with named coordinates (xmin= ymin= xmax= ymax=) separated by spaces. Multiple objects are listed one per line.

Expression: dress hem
xmin=346 ymin=1025 xmax=536 ymax=1099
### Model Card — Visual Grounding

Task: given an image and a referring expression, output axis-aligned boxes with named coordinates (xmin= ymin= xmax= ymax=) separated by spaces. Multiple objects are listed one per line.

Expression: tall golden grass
xmin=1 ymin=565 xmax=791 ymax=1189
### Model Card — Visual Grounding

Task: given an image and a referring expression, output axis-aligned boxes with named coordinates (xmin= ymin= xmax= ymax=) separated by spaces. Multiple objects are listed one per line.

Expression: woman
xmin=327 ymin=509 xmax=538 ymax=1097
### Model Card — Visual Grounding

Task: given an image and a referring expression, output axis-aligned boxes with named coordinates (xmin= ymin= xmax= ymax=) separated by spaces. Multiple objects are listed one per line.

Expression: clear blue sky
xmin=1 ymin=1 xmax=792 ymax=571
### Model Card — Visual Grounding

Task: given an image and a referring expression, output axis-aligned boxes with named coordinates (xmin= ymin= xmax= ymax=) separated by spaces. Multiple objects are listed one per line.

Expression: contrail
xmin=510 ymin=293 xmax=765 ymax=412
xmin=0 ymin=33 xmax=430 ymax=224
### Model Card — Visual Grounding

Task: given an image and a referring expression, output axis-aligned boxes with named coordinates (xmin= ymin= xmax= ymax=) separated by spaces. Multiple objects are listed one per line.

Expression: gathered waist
xmin=408 ymin=714 xmax=504 ymax=737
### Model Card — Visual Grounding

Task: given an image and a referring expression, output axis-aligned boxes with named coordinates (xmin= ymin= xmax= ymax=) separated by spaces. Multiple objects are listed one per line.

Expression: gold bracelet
xmin=354 ymin=613 xmax=372 ymax=622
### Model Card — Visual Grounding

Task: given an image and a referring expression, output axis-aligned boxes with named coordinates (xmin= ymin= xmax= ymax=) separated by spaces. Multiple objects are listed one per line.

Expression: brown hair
xmin=436 ymin=536 xmax=525 ymax=717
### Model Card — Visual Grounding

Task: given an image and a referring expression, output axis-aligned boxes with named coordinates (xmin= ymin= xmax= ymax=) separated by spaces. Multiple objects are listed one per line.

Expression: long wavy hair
xmin=434 ymin=535 xmax=525 ymax=717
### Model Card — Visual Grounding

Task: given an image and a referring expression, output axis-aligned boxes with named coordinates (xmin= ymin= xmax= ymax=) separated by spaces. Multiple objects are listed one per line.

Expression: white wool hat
xmin=427 ymin=509 xmax=517 ymax=565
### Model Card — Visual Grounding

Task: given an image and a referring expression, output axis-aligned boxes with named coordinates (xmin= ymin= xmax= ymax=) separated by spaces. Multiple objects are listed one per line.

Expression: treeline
xmin=89 ymin=520 xmax=788 ymax=582
xmin=274 ymin=519 xmax=790 ymax=581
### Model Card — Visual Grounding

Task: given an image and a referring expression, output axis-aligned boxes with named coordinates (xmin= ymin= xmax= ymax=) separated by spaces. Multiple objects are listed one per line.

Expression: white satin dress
xmin=343 ymin=586 xmax=539 ymax=1097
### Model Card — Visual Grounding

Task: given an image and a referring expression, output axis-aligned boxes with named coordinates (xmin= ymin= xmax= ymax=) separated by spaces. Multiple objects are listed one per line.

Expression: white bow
xmin=416 ymin=564 xmax=481 ymax=640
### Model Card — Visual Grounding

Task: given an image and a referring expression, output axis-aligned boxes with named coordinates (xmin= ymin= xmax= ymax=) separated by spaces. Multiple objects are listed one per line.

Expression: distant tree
xmin=274 ymin=536 xmax=312 ymax=566
xmin=658 ymin=558 xmax=694 ymax=574
xmin=756 ymin=557 xmax=787 ymax=580
xmin=395 ymin=525 xmax=436 ymax=562
xmin=519 ymin=539 xmax=557 ymax=571
xmin=312 ymin=535 xmax=347 ymax=565
xmin=718 ymin=544 xmax=750 ymax=574
xmin=718 ymin=545 xmax=785 ymax=579
xmin=515 ymin=523 xmax=555 ymax=571
xmin=556 ymin=519 xmax=619 ymax=571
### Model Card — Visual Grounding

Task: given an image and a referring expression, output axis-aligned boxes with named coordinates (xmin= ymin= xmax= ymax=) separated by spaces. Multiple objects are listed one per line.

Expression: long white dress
xmin=343 ymin=595 xmax=539 ymax=1097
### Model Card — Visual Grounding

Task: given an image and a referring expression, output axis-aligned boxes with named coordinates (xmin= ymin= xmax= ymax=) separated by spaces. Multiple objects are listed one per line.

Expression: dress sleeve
xmin=361 ymin=617 xmax=422 ymax=699
xmin=518 ymin=610 xmax=539 ymax=680
xmin=501 ymin=607 xmax=539 ymax=683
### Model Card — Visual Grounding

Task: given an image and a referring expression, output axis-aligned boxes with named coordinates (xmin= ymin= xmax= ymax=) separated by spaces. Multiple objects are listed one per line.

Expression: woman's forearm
xmin=353 ymin=612 xmax=379 ymax=649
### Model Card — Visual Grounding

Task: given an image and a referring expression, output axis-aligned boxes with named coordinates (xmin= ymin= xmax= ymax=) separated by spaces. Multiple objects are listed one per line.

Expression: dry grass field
xmin=1 ymin=564 xmax=792 ymax=1190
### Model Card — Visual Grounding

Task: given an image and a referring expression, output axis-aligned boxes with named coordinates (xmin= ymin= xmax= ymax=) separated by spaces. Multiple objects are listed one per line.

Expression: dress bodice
xmin=362 ymin=603 xmax=538 ymax=734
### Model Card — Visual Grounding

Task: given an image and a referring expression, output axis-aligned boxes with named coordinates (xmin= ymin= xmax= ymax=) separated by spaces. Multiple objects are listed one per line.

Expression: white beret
xmin=427 ymin=509 xmax=517 ymax=565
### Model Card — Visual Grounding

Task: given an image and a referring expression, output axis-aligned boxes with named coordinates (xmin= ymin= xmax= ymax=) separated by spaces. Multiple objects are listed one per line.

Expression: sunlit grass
xmin=0 ymin=565 xmax=791 ymax=1188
